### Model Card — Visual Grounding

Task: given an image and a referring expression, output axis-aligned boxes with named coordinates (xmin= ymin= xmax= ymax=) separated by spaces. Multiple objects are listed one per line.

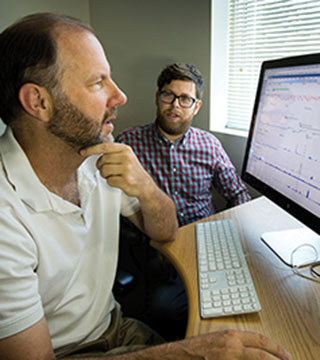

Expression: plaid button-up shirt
xmin=116 ymin=123 xmax=251 ymax=226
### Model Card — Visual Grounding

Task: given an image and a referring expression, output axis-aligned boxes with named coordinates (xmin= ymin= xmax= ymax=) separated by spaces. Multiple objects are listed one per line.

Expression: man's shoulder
xmin=190 ymin=126 xmax=220 ymax=145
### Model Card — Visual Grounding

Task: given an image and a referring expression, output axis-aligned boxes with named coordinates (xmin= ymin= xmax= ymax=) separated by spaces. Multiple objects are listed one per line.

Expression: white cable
xmin=290 ymin=243 xmax=319 ymax=268
xmin=246 ymin=245 xmax=320 ymax=283
xmin=289 ymin=243 xmax=320 ymax=282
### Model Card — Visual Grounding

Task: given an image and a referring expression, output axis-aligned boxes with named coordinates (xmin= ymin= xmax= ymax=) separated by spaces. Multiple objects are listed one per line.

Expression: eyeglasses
xmin=159 ymin=90 xmax=198 ymax=108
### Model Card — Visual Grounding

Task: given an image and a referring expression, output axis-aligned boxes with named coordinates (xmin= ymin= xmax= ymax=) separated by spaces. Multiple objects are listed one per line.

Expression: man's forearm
xmin=138 ymin=184 xmax=178 ymax=242
xmin=62 ymin=341 xmax=191 ymax=360
xmin=63 ymin=329 xmax=291 ymax=360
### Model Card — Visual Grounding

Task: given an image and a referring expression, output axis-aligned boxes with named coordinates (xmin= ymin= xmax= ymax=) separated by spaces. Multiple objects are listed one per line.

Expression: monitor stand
xmin=261 ymin=227 xmax=320 ymax=267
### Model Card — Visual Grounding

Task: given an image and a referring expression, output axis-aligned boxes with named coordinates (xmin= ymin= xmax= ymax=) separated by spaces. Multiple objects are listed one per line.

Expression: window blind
xmin=226 ymin=0 xmax=320 ymax=131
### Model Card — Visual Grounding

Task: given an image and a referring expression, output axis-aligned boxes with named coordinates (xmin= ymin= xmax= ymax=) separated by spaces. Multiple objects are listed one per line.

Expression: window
xmin=211 ymin=0 xmax=320 ymax=135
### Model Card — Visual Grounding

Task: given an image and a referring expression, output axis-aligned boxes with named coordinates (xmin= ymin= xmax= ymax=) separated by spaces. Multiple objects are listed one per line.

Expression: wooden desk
xmin=151 ymin=197 xmax=320 ymax=360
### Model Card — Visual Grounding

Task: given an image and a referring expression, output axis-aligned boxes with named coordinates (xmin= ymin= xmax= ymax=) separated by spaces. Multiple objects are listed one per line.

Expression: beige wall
xmin=89 ymin=0 xmax=211 ymax=136
xmin=0 ymin=0 xmax=90 ymax=31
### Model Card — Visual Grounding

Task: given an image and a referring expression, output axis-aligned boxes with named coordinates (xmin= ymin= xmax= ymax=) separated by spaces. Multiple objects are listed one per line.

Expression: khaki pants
xmin=57 ymin=303 xmax=165 ymax=358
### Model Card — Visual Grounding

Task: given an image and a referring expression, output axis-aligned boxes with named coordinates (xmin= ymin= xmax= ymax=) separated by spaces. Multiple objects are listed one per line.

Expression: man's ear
xmin=193 ymin=99 xmax=202 ymax=116
xmin=155 ymin=91 xmax=160 ymax=106
xmin=18 ymin=83 xmax=51 ymax=122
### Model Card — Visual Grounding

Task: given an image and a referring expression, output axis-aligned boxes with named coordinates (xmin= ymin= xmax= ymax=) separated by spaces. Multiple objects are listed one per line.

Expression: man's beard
xmin=155 ymin=110 xmax=190 ymax=136
xmin=47 ymin=90 xmax=115 ymax=151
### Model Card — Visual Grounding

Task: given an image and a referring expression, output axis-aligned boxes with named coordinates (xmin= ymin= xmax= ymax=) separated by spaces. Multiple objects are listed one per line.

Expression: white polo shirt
xmin=0 ymin=127 xmax=140 ymax=355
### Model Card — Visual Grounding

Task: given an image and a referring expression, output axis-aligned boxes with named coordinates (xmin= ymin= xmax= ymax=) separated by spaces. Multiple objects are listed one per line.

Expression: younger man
xmin=116 ymin=63 xmax=251 ymax=338
xmin=117 ymin=63 xmax=251 ymax=227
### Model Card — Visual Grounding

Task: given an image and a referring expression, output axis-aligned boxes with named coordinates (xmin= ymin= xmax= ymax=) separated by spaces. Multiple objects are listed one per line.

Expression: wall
xmin=89 ymin=0 xmax=211 ymax=135
xmin=0 ymin=0 xmax=90 ymax=134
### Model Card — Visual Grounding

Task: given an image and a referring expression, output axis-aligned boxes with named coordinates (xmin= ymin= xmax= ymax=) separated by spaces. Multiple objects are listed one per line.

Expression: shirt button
xmin=173 ymin=167 xmax=177 ymax=172
xmin=180 ymin=213 xmax=184 ymax=217
xmin=174 ymin=191 xmax=178 ymax=195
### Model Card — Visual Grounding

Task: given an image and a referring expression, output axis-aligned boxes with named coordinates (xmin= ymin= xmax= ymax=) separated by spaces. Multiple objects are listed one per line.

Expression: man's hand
xmin=171 ymin=330 xmax=292 ymax=360
xmin=106 ymin=329 xmax=291 ymax=360
xmin=81 ymin=143 xmax=178 ymax=242
xmin=81 ymin=143 xmax=154 ymax=200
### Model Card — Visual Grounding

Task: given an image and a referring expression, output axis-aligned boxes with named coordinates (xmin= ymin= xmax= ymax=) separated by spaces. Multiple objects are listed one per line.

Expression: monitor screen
xmin=241 ymin=53 xmax=320 ymax=266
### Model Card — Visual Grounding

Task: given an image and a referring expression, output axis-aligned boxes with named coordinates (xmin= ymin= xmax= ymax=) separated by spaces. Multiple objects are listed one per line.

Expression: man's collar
xmin=153 ymin=123 xmax=192 ymax=145
xmin=0 ymin=127 xmax=53 ymax=212
xmin=0 ymin=127 xmax=96 ymax=214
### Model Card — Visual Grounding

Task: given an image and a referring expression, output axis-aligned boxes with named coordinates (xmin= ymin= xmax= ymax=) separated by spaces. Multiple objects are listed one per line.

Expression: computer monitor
xmin=241 ymin=53 xmax=320 ymax=267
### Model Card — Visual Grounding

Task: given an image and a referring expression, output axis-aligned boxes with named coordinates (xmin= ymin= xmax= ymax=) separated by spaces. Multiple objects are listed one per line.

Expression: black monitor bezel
xmin=241 ymin=53 xmax=320 ymax=235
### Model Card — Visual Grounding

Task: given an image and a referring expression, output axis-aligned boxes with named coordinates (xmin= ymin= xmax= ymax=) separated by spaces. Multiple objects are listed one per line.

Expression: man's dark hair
xmin=157 ymin=63 xmax=204 ymax=99
xmin=0 ymin=13 xmax=94 ymax=125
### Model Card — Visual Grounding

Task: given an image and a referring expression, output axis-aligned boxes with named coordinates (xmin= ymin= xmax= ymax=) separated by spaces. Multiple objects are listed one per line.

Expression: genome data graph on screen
xmin=246 ymin=65 xmax=320 ymax=218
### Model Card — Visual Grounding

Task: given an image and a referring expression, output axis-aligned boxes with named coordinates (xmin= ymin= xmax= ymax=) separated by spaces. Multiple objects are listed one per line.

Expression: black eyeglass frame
xmin=159 ymin=90 xmax=199 ymax=108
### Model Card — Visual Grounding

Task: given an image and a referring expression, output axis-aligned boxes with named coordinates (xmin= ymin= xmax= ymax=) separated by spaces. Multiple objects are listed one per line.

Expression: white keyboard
xmin=196 ymin=219 xmax=261 ymax=318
